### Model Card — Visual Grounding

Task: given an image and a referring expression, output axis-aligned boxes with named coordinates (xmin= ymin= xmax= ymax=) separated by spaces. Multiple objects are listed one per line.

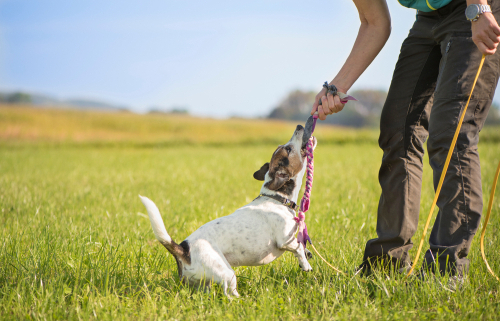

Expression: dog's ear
xmin=253 ymin=163 xmax=269 ymax=181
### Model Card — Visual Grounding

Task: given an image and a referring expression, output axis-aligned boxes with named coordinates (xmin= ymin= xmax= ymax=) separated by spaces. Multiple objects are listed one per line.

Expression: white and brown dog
xmin=139 ymin=122 xmax=317 ymax=297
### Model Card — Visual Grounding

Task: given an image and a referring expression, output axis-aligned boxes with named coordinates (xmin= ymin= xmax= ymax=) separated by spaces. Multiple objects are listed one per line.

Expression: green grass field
xmin=1 ymin=106 xmax=500 ymax=320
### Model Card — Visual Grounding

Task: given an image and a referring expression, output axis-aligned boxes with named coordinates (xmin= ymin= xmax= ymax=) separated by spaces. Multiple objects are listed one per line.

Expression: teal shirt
xmin=398 ymin=0 xmax=453 ymax=12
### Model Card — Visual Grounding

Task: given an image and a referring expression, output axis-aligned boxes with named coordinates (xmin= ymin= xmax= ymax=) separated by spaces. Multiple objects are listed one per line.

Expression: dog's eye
xmin=285 ymin=146 xmax=292 ymax=154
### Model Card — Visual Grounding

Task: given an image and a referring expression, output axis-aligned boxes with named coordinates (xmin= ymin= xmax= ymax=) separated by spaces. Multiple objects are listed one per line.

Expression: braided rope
xmin=294 ymin=81 xmax=354 ymax=248
xmin=294 ymin=115 xmax=317 ymax=248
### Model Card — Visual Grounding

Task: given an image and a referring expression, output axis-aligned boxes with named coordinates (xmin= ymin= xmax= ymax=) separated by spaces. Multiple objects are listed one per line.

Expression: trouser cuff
xmin=422 ymin=249 xmax=469 ymax=277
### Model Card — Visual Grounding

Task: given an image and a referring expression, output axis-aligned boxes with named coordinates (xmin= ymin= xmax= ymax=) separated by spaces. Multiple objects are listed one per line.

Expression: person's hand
xmin=310 ymin=85 xmax=346 ymax=121
xmin=472 ymin=12 xmax=500 ymax=55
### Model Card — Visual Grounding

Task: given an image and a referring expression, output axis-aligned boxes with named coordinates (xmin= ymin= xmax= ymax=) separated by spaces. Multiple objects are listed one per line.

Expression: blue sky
xmin=0 ymin=1 xmax=467 ymax=117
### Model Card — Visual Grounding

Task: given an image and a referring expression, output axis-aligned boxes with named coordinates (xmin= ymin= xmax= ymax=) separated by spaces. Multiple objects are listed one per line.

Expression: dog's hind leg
xmin=193 ymin=247 xmax=240 ymax=298
xmin=279 ymin=238 xmax=312 ymax=272
xmin=202 ymin=267 xmax=239 ymax=298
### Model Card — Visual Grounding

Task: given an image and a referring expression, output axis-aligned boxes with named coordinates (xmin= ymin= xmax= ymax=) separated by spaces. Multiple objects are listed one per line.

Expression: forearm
xmin=467 ymin=0 xmax=488 ymax=5
xmin=311 ymin=0 xmax=391 ymax=119
xmin=332 ymin=19 xmax=391 ymax=93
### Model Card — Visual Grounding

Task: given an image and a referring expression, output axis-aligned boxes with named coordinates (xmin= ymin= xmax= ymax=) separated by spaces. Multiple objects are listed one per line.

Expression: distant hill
xmin=0 ymin=91 xmax=129 ymax=111
xmin=268 ymin=89 xmax=387 ymax=127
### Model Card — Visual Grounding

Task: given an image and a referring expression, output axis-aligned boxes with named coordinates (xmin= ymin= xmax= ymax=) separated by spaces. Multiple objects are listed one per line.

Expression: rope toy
xmin=294 ymin=114 xmax=316 ymax=248
xmin=292 ymin=82 xmax=358 ymax=275
xmin=295 ymin=82 xmax=356 ymax=249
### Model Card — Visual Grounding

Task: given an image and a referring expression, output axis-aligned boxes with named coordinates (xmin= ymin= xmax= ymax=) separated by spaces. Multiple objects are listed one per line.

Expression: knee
xmin=427 ymin=131 xmax=450 ymax=167
xmin=427 ymin=129 xmax=477 ymax=167
xmin=379 ymin=129 xmax=404 ymax=153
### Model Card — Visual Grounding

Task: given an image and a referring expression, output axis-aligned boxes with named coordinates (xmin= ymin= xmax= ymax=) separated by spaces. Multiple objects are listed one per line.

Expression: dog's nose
xmin=296 ymin=125 xmax=304 ymax=131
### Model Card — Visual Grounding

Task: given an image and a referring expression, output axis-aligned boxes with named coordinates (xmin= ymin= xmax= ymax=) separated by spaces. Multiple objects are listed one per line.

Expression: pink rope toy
xmin=293 ymin=114 xmax=317 ymax=248
xmin=294 ymin=82 xmax=356 ymax=248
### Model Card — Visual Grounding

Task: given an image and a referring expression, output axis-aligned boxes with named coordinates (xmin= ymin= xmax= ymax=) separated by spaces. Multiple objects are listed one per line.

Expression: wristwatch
xmin=465 ymin=4 xmax=492 ymax=22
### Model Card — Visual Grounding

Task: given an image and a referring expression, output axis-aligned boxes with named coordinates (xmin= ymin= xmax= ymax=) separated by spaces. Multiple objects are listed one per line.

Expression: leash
xmin=480 ymin=160 xmax=500 ymax=281
xmin=406 ymin=54 xmax=487 ymax=278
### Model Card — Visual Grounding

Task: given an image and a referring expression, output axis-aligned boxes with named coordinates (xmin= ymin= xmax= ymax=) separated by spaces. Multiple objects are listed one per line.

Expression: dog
xmin=139 ymin=121 xmax=317 ymax=297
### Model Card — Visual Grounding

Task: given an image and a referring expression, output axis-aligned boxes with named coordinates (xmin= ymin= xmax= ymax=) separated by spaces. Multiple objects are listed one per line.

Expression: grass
xmin=1 ymin=106 xmax=500 ymax=320
xmin=0 ymin=105 xmax=380 ymax=147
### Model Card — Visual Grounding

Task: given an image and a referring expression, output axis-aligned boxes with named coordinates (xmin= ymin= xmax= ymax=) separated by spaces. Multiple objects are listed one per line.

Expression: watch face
xmin=466 ymin=5 xmax=480 ymax=20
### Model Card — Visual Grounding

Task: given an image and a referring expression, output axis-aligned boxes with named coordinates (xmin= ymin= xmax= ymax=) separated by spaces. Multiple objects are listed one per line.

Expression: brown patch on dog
xmin=276 ymin=179 xmax=296 ymax=196
xmin=160 ymin=240 xmax=191 ymax=278
xmin=265 ymin=145 xmax=304 ymax=192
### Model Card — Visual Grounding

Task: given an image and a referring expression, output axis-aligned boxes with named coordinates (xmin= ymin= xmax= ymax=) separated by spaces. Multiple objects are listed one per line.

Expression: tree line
xmin=268 ymin=89 xmax=500 ymax=127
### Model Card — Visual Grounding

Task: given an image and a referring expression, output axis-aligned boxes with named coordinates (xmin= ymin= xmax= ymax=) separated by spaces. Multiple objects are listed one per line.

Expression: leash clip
xmin=323 ymin=81 xmax=338 ymax=96
xmin=317 ymin=81 xmax=357 ymax=106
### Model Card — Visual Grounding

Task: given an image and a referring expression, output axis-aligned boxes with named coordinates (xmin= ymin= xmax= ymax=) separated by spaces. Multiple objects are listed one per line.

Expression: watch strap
xmin=467 ymin=4 xmax=492 ymax=22
xmin=479 ymin=4 xmax=492 ymax=14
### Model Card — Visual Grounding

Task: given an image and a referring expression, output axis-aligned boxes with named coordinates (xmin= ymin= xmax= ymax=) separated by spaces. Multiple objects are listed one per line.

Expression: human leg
xmin=362 ymin=13 xmax=442 ymax=270
xmin=424 ymin=29 xmax=500 ymax=277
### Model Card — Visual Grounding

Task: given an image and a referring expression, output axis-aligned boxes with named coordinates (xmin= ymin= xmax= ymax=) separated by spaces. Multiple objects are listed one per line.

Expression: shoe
xmin=356 ymin=261 xmax=373 ymax=277
xmin=357 ymin=258 xmax=412 ymax=277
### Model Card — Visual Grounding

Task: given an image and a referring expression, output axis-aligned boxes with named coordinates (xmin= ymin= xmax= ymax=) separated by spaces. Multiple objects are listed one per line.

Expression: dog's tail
xmin=139 ymin=195 xmax=172 ymax=244
xmin=139 ymin=195 xmax=191 ymax=275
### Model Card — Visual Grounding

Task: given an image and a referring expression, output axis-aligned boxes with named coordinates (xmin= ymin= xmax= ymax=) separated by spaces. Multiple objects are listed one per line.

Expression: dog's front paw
xmin=305 ymin=248 xmax=313 ymax=260
xmin=300 ymin=261 xmax=313 ymax=272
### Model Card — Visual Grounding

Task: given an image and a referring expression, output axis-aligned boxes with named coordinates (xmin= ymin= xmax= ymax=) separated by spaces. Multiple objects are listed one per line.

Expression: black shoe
xmin=357 ymin=257 xmax=412 ymax=278
xmin=356 ymin=261 xmax=372 ymax=277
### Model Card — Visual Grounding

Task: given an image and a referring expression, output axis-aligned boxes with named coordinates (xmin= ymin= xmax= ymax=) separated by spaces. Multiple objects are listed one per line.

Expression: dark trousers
xmin=363 ymin=0 xmax=500 ymax=275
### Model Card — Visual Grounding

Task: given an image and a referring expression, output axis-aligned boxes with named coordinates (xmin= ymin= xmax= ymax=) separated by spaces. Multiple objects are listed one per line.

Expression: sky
xmin=0 ymin=0 xmax=473 ymax=118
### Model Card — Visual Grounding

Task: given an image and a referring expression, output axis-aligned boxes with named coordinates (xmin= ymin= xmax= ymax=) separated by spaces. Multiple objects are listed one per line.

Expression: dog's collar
xmin=255 ymin=193 xmax=298 ymax=212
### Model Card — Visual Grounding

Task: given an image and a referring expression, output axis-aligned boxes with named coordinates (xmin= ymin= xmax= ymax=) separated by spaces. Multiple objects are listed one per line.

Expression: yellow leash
xmin=309 ymin=243 xmax=346 ymax=276
xmin=480 ymin=160 xmax=500 ymax=281
xmin=406 ymin=54 xmax=486 ymax=277
xmin=309 ymin=243 xmax=369 ymax=283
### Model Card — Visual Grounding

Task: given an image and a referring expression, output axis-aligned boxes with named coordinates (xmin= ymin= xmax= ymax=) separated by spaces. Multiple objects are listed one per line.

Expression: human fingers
xmin=481 ymin=32 xmax=498 ymax=49
xmin=318 ymin=96 xmax=330 ymax=120
xmin=311 ymin=101 xmax=318 ymax=115
xmin=332 ymin=95 xmax=345 ymax=113
xmin=486 ymin=22 xmax=500 ymax=41
xmin=326 ymin=93 xmax=336 ymax=114
xmin=473 ymin=14 xmax=500 ymax=54
xmin=312 ymin=89 xmax=326 ymax=115
xmin=485 ymin=13 xmax=500 ymax=36
xmin=487 ymin=28 xmax=500 ymax=45
xmin=321 ymin=96 xmax=332 ymax=120
xmin=475 ymin=40 xmax=497 ymax=55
